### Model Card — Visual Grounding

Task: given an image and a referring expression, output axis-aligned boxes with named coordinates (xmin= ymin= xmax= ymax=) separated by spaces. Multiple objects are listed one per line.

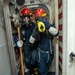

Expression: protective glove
xmin=48 ymin=27 xmax=58 ymax=36
xmin=29 ymin=36 xmax=35 ymax=44
xmin=17 ymin=40 xmax=23 ymax=47
xmin=25 ymin=68 xmax=29 ymax=73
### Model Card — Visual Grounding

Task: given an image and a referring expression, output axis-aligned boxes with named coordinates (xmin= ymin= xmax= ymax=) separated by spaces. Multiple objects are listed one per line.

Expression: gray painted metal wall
xmin=0 ymin=1 xmax=12 ymax=75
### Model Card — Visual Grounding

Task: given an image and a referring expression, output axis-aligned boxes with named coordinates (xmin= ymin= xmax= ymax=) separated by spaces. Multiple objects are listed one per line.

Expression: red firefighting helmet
xmin=34 ymin=8 xmax=47 ymax=18
xmin=20 ymin=7 xmax=32 ymax=16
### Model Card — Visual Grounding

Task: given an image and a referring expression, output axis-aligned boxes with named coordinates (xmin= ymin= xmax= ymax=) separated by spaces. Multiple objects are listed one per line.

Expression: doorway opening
xmin=3 ymin=0 xmax=62 ymax=75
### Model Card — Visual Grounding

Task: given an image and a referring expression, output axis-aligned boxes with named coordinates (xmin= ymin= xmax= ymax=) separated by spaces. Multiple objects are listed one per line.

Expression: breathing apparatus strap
xmin=38 ymin=48 xmax=49 ymax=63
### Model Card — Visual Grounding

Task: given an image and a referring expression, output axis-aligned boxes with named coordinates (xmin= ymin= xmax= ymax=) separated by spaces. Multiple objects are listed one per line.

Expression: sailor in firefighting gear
xmin=14 ymin=7 xmax=38 ymax=75
xmin=29 ymin=8 xmax=59 ymax=75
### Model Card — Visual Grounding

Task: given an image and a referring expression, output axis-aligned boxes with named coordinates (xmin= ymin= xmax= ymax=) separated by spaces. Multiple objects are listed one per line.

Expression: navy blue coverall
xmin=14 ymin=22 xmax=38 ymax=74
xmin=30 ymin=17 xmax=59 ymax=75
